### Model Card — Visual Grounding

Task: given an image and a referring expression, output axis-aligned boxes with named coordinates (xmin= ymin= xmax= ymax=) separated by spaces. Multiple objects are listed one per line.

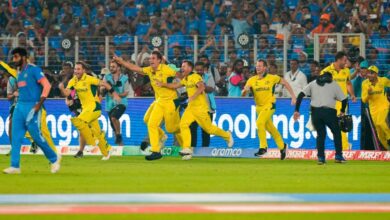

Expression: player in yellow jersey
xmin=361 ymin=65 xmax=390 ymax=150
xmin=155 ymin=60 xmax=234 ymax=160
xmin=242 ymin=59 xmax=296 ymax=160
xmin=320 ymin=51 xmax=356 ymax=150
xmin=59 ymin=61 xmax=120 ymax=160
xmin=1 ymin=60 xmax=57 ymax=154
xmin=113 ymin=51 xmax=182 ymax=160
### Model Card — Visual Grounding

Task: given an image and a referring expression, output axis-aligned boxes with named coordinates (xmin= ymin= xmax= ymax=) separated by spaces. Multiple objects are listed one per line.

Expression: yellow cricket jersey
xmin=361 ymin=77 xmax=390 ymax=115
xmin=67 ymin=73 xmax=101 ymax=111
xmin=245 ymin=73 xmax=281 ymax=109
xmin=142 ymin=64 xmax=177 ymax=101
xmin=180 ymin=72 xmax=208 ymax=109
xmin=320 ymin=63 xmax=350 ymax=95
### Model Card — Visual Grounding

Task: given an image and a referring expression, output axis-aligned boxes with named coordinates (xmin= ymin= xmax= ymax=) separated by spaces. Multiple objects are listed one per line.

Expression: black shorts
xmin=109 ymin=104 xmax=126 ymax=119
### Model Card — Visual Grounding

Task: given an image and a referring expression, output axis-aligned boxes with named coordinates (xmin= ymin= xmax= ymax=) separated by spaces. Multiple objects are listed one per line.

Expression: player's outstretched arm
xmin=113 ymin=55 xmax=144 ymax=74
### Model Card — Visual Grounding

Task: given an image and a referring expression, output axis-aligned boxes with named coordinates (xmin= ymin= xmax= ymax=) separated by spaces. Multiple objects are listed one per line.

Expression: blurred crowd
xmin=0 ymin=0 xmax=389 ymax=98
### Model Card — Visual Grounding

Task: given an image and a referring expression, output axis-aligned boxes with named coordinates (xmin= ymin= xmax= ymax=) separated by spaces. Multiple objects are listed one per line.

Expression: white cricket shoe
xmin=226 ymin=131 xmax=234 ymax=148
xmin=51 ymin=156 xmax=61 ymax=174
xmin=3 ymin=167 xmax=21 ymax=174
xmin=102 ymin=151 xmax=111 ymax=161
xmin=179 ymin=148 xmax=193 ymax=160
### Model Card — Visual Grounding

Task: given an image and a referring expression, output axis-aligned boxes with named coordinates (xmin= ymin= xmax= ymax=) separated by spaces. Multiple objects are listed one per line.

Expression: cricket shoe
xmin=226 ymin=131 xmax=234 ymax=148
xmin=3 ymin=167 xmax=21 ymax=174
xmin=254 ymin=148 xmax=267 ymax=157
xmin=102 ymin=150 xmax=111 ymax=161
xmin=51 ymin=155 xmax=61 ymax=173
xmin=145 ymin=152 xmax=163 ymax=161
xmin=317 ymin=157 xmax=326 ymax=165
xmin=179 ymin=148 xmax=193 ymax=161
xmin=280 ymin=143 xmax=288 ymax=160
xmin=335 ymin=155 xmax=347 ymax=163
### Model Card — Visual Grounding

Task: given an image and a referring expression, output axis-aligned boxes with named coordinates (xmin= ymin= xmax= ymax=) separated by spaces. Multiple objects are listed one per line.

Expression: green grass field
xmin=0 ymin=155 xmax=389 ymax=193
xmin=0 ymin=155 xmax=389 ymax=220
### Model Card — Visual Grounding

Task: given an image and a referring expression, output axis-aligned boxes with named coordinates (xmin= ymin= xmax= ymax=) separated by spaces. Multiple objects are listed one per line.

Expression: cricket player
xmin=156 ymin=60 xmax=234 ymax=160
xmin=59 ymin=61 xmax=121 ymax=160
xmin=361 ymin=65 xmax=390 ymax=150
xmin=1 ymin=60 xmax=57 ymax=154
xmin=3 ymin=47 xmax=60 ymax=174
xmin=320 ymin=51 xmax=356 ymax=150
xmin=242 ymin=59 xmax=296 ymax=160
xmin=113 ymin=51 xmax=182 ymax=161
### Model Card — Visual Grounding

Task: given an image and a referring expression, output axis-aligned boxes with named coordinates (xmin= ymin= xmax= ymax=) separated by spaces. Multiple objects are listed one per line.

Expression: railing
xmin=1 ymin=33 xmax=389 ymax=76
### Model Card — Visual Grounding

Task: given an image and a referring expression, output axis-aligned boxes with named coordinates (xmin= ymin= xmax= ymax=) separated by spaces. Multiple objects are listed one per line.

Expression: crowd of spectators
xmin=0 ymin=0 xmax=389 ymax=98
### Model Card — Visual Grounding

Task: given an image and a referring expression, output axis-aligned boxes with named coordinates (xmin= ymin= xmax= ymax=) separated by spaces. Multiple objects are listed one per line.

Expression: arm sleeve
xmin=295 ymin=92 xmax=306 ymax=112
xmin=301 ymin=82 xmax=312 ymax=97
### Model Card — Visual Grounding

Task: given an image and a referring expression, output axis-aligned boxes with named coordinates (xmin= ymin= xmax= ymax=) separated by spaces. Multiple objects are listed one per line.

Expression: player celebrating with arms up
xmin=242 ymin=59 xmax=296 ymax=160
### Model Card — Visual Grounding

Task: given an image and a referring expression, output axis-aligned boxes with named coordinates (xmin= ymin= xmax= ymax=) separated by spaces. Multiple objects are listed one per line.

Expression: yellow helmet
xmin=368 ymin=65 xmax=379 ymax=74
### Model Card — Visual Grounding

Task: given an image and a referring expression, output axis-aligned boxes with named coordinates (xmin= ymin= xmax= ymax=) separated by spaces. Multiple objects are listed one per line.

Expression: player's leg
xmin=71 ymin=110 xmax=97 ymax=146
xmin=147 ymin=102 xmax=165 ymax=153
xmin=179 ymin=108 xmax=196 ymax=149
xmin=109 ymin=104 xmax=126 ymax=145
xmin=8 ymin=105 xmax=27 ymax=169
xmin=336 ymin=102 xmax=349 ymax=150
xmin=373 ymin=110 xmax=390 ymax=150
xmin=264 ymin=110 xmax=284 ymax=150
xmin=26 ymin=109 xmax=58 ymax=164
xmin=39 ymin=108 xmax=57 ymax=153
xmin=196 ymin=110 xmax=230 ymax=144
xmin=256 ymin=109 xmax=274 ymax=149
xmin=164 ymin=101 xmax=182 ymax=146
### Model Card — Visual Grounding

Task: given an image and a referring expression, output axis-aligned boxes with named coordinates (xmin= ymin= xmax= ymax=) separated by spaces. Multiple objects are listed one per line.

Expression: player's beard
xmin=14 ymin=59 xmax=23 ymax=68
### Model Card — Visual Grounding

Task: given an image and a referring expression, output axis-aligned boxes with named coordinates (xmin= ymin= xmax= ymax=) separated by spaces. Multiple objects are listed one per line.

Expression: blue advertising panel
xmin=0 ymin=98 xmax=362 ymax=150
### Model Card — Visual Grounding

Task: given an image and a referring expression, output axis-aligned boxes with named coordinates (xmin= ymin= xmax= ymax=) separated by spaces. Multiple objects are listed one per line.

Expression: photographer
xmin=294 ymin=72 xmax=348 ymax=165
xmin=101 ymin=60 xmax=130 ymax=146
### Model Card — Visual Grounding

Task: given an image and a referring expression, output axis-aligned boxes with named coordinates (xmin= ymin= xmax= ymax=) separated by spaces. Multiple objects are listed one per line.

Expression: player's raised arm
xmin=113 ymin=55 xmax=144 ymax=74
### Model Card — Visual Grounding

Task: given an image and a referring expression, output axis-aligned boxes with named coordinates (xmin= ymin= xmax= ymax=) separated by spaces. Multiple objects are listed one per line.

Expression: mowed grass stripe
xmin=0 ymin=156 xmax=388 ymax=193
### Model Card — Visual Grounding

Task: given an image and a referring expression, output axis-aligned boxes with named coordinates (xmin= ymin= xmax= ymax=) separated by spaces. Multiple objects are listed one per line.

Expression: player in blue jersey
xmin=3 ymin=47 xmax=60 ymax=174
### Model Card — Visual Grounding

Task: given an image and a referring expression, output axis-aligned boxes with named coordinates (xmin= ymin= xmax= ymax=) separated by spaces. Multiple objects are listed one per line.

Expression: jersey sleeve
xmin=384 ymin=77 xmax=390 ymax=87
xmin=165 ymin=65 xmax=177 ymax=77
xmin=244 ymin=77 xmax=253 ymax=88
xmin=334 ymin=82 xmax=346 ymax=101
xmin=273 ymin=74 xmax=281 ymax=84
xmin=142 ymin=67 xmax=151 ymax=77
xmin=88 ymin=75 xmax=100 ymax=86
xmin=302 ymin=82 xmax=312 ymax=96
xmin=67 ymin=78 xmax=75 ymax=89
xmin=32 ymin=66 xmax=45 ymax=82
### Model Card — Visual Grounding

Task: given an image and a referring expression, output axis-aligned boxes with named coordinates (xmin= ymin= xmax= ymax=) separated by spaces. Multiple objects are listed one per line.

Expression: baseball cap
xmin=368 ymin=65 xmax=379 ymax=74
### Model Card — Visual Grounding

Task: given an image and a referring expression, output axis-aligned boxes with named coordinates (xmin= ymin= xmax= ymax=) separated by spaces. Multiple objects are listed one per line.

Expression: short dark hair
xmin=195 ymin=61 xmax=204 ymax=67
xmin=311 ymin=60 xmax=320 ymax=67
xmin=233 ymin=59 xmax=244 ymax=68
xmin=257 ymin=59 xmax=268 ymax=67
xmin=198 ymin=54 xmax=209 ymax=60
xmin=75 ymin=61 xmax=89 ymax=70
xmin=151 ymin=51 xmax=163 ymax=60
xmin=11 ymin=47 xmax=27 ymax=57
xmin=290 ymin=59 xmax=299 ymax=64
xmin=183 ymin=60 xmax=194 ymax=69
xmin=335 ymin=51 xmax=347 ymax=61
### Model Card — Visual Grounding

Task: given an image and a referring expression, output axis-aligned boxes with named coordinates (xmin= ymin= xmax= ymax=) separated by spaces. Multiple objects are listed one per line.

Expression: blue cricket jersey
xmin=17 ymin=64 xmax=45 ymax=102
